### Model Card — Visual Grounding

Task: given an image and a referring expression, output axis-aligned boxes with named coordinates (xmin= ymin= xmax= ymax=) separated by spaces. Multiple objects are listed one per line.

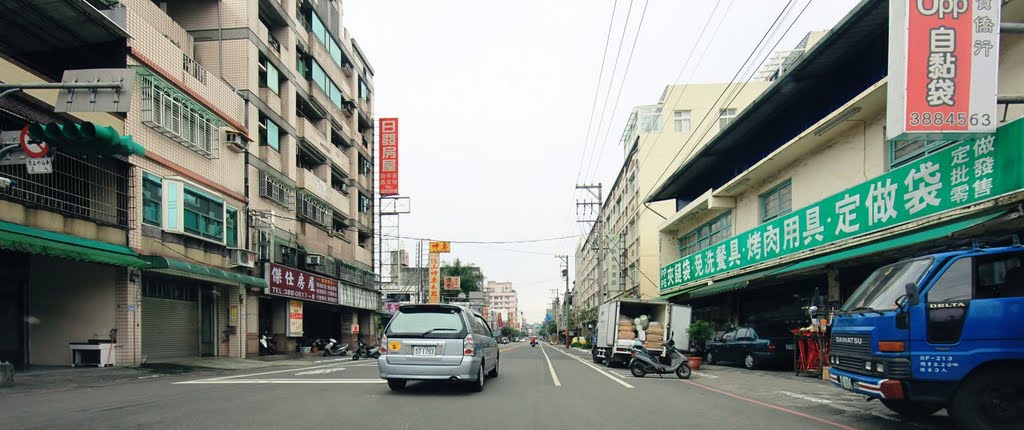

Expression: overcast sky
xmin=343 ymin=0 xmax=861 ymax=324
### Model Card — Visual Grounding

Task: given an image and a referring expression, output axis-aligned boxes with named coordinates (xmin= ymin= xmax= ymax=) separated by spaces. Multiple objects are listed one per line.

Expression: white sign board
xmin=887 ymin=0 xmax=1001 ymax=141
xmin=26 ymin=157 xmax=52 ymax=174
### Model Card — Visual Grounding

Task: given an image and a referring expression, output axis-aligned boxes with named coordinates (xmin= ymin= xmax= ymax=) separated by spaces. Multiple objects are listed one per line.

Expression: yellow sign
xmin=429 ymin=241 xmax=451 ymax=253
xmin=229 ymin=304 xmax=239 ymax=325
xmin=388 ymin=341 xmax=402 ymax=352
xmin=428 ymin=253 xmax=441 ymax=304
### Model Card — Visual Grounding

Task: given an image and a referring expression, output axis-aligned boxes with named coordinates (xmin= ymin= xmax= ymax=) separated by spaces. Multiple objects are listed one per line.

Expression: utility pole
xmin=556 ymin=255 xmax=570 ymax=347
xmin=576 ymin=183 xmax=602 ymax=324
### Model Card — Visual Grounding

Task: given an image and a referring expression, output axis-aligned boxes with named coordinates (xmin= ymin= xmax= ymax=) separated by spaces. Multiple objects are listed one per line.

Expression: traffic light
xmin=26 ymin=122 xmax=145 ymax=157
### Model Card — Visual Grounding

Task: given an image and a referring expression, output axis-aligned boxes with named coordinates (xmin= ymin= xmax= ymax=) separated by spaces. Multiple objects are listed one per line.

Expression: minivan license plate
xmin=413 ymin=346 xmax=435 ymax=356
xmin=839 ymin=375 xmax=853 ymax=390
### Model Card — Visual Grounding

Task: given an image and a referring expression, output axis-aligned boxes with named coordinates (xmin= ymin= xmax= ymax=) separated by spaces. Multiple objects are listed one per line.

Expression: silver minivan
xmin=378 ymin=304 xmax=499 ymax=391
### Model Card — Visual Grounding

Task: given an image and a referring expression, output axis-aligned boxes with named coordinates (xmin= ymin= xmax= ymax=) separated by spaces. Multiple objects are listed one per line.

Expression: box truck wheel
xmin=949 ymin=367 xmax=1023 ymax=430
xmin=591 ymin=347 xmax=603 ymax=364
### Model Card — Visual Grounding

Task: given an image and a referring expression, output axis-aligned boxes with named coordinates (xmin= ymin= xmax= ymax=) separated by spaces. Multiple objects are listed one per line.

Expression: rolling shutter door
xmin=142 ymin=280 xmax=200 ymax=361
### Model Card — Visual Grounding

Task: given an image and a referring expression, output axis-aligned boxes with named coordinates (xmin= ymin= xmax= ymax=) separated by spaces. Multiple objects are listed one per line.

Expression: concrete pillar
xmin=828 ymin=269 xmax=841 ymax=303
xmin=114 ymin=267 xmax=141 ymax=366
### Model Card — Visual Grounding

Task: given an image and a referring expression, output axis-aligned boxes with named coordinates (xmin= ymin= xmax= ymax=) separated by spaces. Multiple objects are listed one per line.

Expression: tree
xmin=440 ymin=258 xmax=484 ymax=296
xmin=500 ymin=326 xmax=516 ymax=338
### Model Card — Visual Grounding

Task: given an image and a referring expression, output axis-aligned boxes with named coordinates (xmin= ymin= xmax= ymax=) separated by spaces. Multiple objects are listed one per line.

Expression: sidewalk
xmin=0 ymin=354 xmax=348 ymax=396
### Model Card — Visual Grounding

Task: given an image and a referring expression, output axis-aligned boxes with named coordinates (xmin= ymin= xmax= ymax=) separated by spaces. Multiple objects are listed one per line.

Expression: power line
xmin=574 ymin=0 xmax=621 ymax=186
xmin=585 ymin=0 xmax=651 ymax=184
xmin=378 ymin=233 xmax=580 ymax=245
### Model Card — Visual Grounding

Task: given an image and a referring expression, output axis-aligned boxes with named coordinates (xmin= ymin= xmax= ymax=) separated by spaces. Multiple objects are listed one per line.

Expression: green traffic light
xmin=25 ymin=121 xmax=145 ymax=157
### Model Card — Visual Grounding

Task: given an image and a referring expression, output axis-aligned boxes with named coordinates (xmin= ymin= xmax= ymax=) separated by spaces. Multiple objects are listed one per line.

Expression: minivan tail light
xmin=464 ymin=334 xmax=475 ymax=356
xmin=379 ymin=335 xmax=388 ymax=355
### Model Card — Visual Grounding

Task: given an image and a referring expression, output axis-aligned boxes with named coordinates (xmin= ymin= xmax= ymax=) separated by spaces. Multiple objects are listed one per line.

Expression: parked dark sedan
xmin=704 ymin=326 xmax=795 ymax=370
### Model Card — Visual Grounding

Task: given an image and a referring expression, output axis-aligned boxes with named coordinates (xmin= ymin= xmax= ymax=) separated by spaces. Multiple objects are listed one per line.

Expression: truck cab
xmin=828 ymin=245 xmax=1024 ymax=429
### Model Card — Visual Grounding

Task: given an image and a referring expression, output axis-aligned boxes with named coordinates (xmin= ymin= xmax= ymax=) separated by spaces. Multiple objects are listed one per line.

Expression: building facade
xmin=0 ymin=0 xmax=379 ymax=368
xmin=484 ymin=281 xmax=519 ymax=329
xmin=652 ymin=0 xmax=1024 ymax=331
xmin=575 ymin=81 xmax=771 ymax=319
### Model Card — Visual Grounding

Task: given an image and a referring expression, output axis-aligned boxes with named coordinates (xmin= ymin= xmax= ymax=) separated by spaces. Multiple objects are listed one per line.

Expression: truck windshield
xmin=841 ymin=258 xmax=932 ymax=312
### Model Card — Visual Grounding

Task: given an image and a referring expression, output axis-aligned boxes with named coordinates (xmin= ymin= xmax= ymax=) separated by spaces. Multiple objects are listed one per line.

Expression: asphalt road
xmin=0 ymin=342 xmax=954 ymax=430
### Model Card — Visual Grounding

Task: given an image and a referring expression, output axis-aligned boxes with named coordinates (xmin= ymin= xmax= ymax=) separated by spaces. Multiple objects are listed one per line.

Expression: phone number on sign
xmin=909 ymin=112 xmax=991 ymax=127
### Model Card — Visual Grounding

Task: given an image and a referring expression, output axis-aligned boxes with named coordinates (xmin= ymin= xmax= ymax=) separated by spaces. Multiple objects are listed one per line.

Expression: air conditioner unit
xmin=229 ymin=248 xmax=256 ymax=268
xmin=306 ymin=254 xmax=325 ymax=267
xmin=221 ymin=127 xmax=246 ymax=153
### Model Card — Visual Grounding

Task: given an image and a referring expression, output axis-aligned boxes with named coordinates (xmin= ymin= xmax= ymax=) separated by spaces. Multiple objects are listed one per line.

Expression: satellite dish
xmin=458 ymin=293 xmax=466 ymax=299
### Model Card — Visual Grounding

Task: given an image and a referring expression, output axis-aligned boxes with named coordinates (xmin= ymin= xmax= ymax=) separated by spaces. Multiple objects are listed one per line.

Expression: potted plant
xmin=686 ymin=321 xmax=716 ymax=370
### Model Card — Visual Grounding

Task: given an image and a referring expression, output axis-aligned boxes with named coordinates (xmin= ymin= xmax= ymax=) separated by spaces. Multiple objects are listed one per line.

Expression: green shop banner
xmin=660 ymin=118 xmax=1024 ymax=293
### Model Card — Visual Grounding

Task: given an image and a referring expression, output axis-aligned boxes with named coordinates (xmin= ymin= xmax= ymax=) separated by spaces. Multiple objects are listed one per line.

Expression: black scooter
xmin=352 ymin=336 xmax=381 ymax=360
xmin=628 ymin=334 xmax=691 ymax=379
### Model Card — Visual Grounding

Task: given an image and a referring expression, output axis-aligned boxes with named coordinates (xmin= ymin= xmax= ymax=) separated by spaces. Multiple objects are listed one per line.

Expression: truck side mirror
xmin=904 ymin=282 xmax=921 ymax=306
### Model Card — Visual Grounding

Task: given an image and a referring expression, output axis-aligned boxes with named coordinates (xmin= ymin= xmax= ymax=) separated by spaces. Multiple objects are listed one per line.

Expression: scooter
xmin=530 ymin=337 xmax=538 ymax=347
xmin=628 ymin=334 xmax=691 ymax=379
xmin=351 ymin=336 xmax=381 ymax=360
xmin=258 ymin=332 xmax=277 ymax=356
xmin=314 ymin=338 xmax=349 ymax=357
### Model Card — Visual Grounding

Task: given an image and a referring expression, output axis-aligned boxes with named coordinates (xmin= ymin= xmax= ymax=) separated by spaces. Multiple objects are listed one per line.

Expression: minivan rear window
xmin=386 ymin=308 xmax=467 ymax=338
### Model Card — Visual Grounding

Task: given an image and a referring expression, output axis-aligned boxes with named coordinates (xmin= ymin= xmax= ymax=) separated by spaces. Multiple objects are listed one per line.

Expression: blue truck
xmin=828 ymin=244 xmax=1023 ymax=430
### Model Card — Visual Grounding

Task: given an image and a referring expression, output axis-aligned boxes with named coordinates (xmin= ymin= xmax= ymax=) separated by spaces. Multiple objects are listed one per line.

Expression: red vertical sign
xmin=905 ymin=1 xmax=972 ymax=132
xmin=379 ymin=118 xmax=399 ymax=196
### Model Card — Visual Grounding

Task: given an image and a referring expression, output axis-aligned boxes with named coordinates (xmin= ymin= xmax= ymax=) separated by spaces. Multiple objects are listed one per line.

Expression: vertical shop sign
xmin=888 ymin=0 xmax=1001 ymax=141
xmin=288 ymin=300 xmax=303 ymax=337
xmin=379 ymin=118 xmax=399 ymax=196
xmin=428 ymin=253 xmax=441 ymax=304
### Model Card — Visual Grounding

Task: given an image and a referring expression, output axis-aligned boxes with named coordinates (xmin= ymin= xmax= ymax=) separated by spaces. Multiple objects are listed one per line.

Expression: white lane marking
xmin=539 ymin=344 xmax=562 ymax=387
xmin=174 ymin=363 xmax=347 ymax=383
xmin=311 ymin=357 xmax=348 ymax=364
xmin=777 ymin=391 xmax=833 ymax=404
xmin=546 ymin=345 xmax=633 ymax=389
xmin=176 ymin=379 xmax=385 ymax=385
xmin=295 ymin=367 xmax=347 ymax=376
xmin=691 ymin=371 xmax=719 ymax=379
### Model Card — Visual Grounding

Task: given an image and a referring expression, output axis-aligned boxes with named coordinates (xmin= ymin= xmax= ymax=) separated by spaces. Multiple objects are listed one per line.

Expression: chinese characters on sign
xmin=443 ymin=276 xmax=461 ymax=291
xmin=918 ymin=355 xmax=959 ymax=375
xmin=428 ymin=253 xmax=441 ymax=304
xmin=429 ymin=241 xmax=451 ymax=253
xmin=379 ymin=118 xmax=399 ymax=196
xmin=265 ymin=262 xmax=340 ymax=305
xmin=887 ymin=0 xmax=1001 ymax=140
xmin=659 ymin=121 xmax=1023 ymax=293
xmin=383 ymin=301 xmax=401 ymax=315
xmin=288 ymin=300 xmax=303 ymax=337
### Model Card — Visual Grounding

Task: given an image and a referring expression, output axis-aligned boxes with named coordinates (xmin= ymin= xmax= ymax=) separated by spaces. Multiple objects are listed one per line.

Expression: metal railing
xmin=0 ymin=151 xmax=130 ymax=228
xmin=182 ymin=54 xmax=207 ymax=85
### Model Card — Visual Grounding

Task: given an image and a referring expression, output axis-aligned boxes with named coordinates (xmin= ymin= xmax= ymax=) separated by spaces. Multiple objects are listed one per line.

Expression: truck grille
xmin=830 ymin=334 xmax=871 ymax=356
xmin=833 ymin=356 xmax=911 ymax=379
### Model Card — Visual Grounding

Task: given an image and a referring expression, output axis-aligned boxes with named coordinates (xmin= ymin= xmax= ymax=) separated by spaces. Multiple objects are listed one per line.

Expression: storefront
xmin=0 ymin=222 xmax=146 ymax=369
xmin=255 ymin=262 xmax=380 ymax=353
xmin=139 ymin=256 xmax=266 ymax=362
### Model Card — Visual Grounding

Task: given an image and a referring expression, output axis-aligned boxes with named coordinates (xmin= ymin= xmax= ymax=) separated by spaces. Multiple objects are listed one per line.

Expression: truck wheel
xmin=705 ymin=352 xmax=716 ymax=365
xmin=744 ymin=353 xmax=758 ymax=370
xmin=880 ymin=400 xmax=942 ymax=419
xmin=950 ymin=368 xmax=1023 ymax=430
xmin=592 ymin=349 xmax=603 ymax=364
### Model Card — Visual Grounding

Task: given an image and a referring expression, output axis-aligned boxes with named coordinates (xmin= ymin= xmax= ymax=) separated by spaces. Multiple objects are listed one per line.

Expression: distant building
xmin=484 ymin=281 xmax=519 ymax=329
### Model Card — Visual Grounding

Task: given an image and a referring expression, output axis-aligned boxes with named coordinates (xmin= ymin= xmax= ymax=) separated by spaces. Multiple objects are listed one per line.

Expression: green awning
xmin=142 ymin=256 xmax=267 ymax=287
xmin=686 ymin=268 xmax=787 ymax=299
xmin=0 ymin=220 xmax=146 ymax=267
xmin=773 ymin=210 xmax=1006 ymax=276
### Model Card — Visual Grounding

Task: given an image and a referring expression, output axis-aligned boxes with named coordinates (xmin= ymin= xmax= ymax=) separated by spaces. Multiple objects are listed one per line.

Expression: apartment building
xmin=574 ymin=81 xmax=771 ymax=318
xmin=0 ymin=0 xmax=379 ymax=367
xmin=653 ymin=0 xmax=1024 ymax=330
xmin=484 ymin=281 xmax=519 ymax=329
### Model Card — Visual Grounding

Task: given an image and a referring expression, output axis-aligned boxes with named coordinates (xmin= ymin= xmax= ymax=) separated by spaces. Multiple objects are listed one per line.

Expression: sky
xmin=343 ymin=0 xmax=861 ymax=325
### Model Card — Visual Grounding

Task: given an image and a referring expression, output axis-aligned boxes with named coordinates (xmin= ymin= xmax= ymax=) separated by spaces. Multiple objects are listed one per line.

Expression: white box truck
xmin=591 ymin=299 xmax=692 ymax=367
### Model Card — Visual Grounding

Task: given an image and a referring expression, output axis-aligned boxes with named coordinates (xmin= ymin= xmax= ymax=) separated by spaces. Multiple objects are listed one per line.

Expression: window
xmin=183 ymin=187 xmax=224 ymax=241
xmin=674 ymin=110 xmax=691 ymax=133
xmin=358 ymin=193 xmax=371 ymax=214
xmin=359 ymin=79 xmax=371 ymax=103
xmin=298 ymin=192 xmax=331 ymax=227
xmin=760 ymin=180 xmax=792 ymax=223
xmin=296 ymin=52 xmax=308 ymax=79
xmin=139 ymin=73 xmax=221 ymax=159
xmin=225 ymin=206 xmax=238 ymax=248
xmin=309 ymin=58 xmax=347 ymax=111
xmin=359 ymin=156 xmax=373 ymax=176
xmin=976 ymin=252 xmax=1024 ymax=299
xmin=259 ymin=57 xmax=280 ymax=95
xmin=260 ymin=115 xmax=281 ymax=151
xmin=928 ymin=258 xmax=974 ymax=302
xmin=386 ymin=308 xmax=466 ymax=339
xmin=735 ymin=328 xmax=752 ymax=340
xmin=259 ymin=171 xmax=295 ymax=209
xmin=638 ymin=106 xmax=663 ymax=133
xmin=889 ymin=140 xmax=957 ymax=169
xmin=678 ymin=212 xmax=732 ymax=256
xmin=719 ymin=108 xmax=737 ymax=129
xmin=143 ymin=172 xmax=162 ymax=226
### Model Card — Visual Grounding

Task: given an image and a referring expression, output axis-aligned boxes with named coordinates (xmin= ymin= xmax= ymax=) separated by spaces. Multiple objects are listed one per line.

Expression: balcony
xmin=259 ymin=87 xmax=283 ymax=116
xmin=297 ymin=117 xmax=330 ymax=156
xmin=358 ymin=212 xmax=373 ymax=229
xmin=128 ymin=14 xmax=245 ymax=126
xmin=356 ymin=174 xmax=372 ymax=192
xmin=328 ymin=187 xmax=351 ymax=218
xmin=297 ymin=168 xmax=329 ymax=201
xmin=355 ymin=245 xmax=373 ymax=267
